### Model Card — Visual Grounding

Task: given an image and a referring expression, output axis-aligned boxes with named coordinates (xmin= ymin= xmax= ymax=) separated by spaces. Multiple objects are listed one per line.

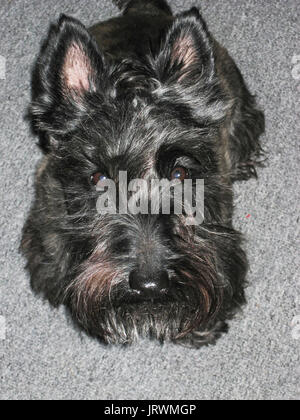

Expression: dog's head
xmin=27 ymin=9 xmax=255 ymax=346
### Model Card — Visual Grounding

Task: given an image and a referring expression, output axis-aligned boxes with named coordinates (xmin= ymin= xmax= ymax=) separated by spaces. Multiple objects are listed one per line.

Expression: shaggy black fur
xmin=22 ymin=0 xmax=265 ymax=347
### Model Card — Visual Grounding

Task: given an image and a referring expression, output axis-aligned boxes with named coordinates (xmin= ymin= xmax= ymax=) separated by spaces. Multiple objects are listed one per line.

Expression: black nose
xmin=129 ymin=269 xmax=170 ymax=296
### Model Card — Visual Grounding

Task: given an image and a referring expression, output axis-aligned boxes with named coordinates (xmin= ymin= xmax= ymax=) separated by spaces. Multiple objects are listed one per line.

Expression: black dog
xmin=22 ymin=0 xmax=265 ymax=347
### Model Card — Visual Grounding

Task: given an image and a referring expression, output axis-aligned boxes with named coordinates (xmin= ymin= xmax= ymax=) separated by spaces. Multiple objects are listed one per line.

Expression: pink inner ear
xmin=62 ymin=42 xmax=92 ymax=94
xmin=172 ymin=35 xmax=198 ymax=80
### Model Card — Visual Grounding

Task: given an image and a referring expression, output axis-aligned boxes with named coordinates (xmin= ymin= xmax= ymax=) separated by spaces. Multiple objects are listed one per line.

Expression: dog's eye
xmin=90 ymin=172 xmax=108 ymax=185
xmin=170 ymin=166 xmax=188 ymax=181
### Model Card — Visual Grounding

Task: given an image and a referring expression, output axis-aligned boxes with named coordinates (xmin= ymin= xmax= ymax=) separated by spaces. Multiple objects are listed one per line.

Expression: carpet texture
xmin=0 ymin=0 xmax=299 ymax=400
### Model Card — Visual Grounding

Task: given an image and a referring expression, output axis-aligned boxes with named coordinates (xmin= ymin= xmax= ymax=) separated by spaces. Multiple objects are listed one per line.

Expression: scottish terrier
xmin=21 ymin=0 xmax=265 ymax=347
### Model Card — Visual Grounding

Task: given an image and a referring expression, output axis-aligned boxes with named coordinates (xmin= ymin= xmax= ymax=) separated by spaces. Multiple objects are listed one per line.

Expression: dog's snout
xmin=129 ymin=269 xmax=170 ymax=296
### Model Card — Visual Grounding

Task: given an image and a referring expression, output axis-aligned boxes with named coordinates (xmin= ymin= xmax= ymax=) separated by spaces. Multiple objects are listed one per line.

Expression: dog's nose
xmin=129 ymin=269 xmax=170 ymax=296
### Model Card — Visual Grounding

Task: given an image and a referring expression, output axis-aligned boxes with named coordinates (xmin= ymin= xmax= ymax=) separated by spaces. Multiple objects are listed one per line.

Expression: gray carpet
xmin=0 ymin=0 xmax=299 ymax=400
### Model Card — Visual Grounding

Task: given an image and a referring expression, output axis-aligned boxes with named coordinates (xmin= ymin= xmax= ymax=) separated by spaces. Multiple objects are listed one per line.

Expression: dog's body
xmin=22 ymin=0 xmax=264 ymax=347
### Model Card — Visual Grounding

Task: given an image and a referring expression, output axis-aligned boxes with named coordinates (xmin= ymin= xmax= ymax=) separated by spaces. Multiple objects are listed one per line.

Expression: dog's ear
xmin=152 ymin=8 xmax=227 ymax=122
xmin=155 ymin=8 xmax=215 ymax=84
xmin=31 ymin=15 xmax=103 ymax=137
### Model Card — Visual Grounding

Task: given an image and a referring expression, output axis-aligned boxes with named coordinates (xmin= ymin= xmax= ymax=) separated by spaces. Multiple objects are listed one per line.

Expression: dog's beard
xmin=65 ymin=224 xmax=246 ymax=346
xmin=83 ymin=300 xmax=206 ymax=345
xmin=69 ymin=286 xmax=213 ymax=345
